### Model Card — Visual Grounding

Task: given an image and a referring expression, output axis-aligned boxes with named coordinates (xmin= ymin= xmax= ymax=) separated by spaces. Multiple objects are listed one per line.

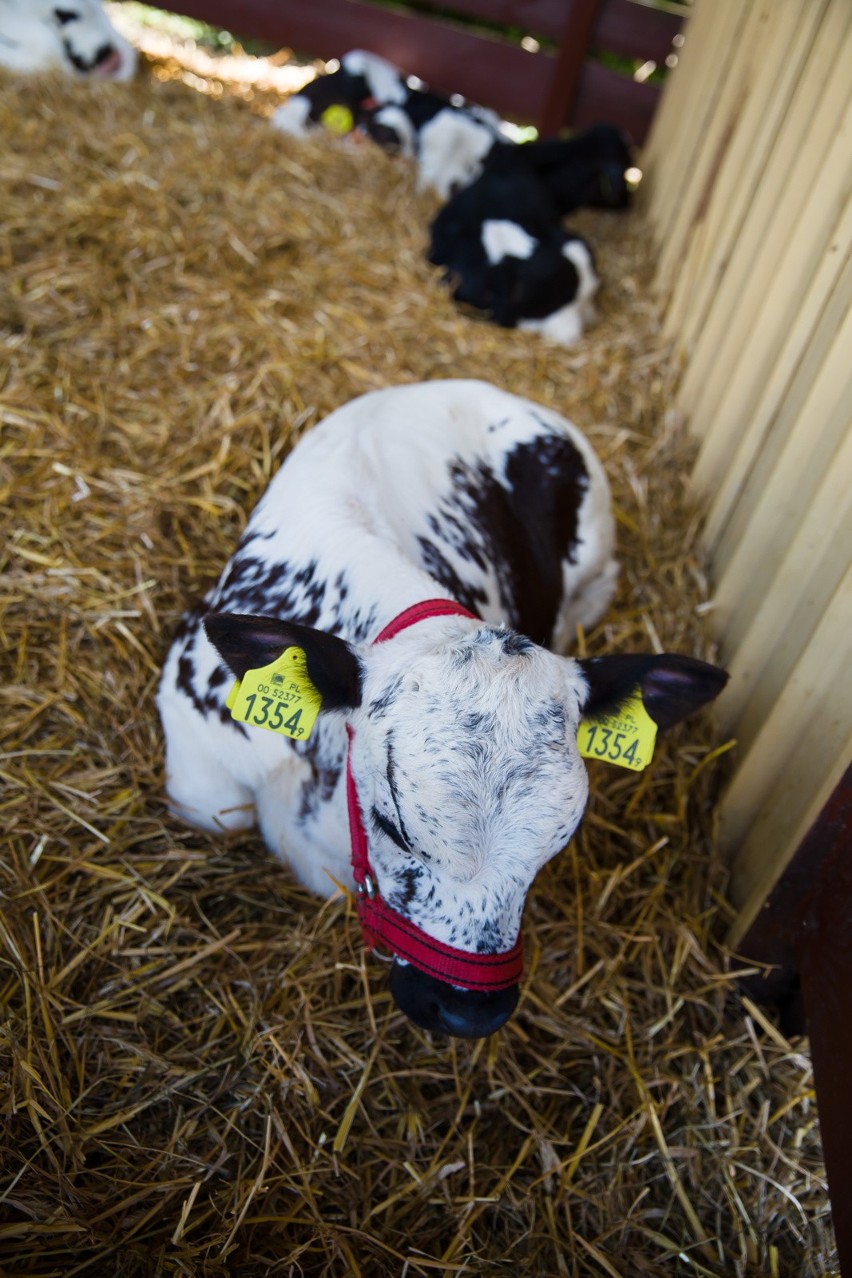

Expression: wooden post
xmin=537 ymin=0 xmax=602 ymax=136
xmin=738 ymin=765 xmax=852 ymax=1273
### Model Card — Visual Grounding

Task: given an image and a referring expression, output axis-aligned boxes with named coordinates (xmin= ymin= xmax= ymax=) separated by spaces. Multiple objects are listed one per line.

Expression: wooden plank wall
xmin=642 ymin=0 xmax=852 ymax=944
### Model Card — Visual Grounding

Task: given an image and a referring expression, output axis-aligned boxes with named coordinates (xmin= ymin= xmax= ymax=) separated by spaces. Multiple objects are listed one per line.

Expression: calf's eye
xmin=371 ymin=808 xmax=410 ymax=852
xmin=54 ymin=8 xmax=79 ymax=24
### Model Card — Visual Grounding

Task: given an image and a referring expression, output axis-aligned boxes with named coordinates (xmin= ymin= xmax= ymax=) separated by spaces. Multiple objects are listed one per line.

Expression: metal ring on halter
xmin=358 ymin=873 xmax=377 ymax=900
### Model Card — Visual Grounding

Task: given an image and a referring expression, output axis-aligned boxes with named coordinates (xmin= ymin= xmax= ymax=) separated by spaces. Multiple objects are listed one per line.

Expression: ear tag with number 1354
xmin=227 ymin=647 xmax=322 ymax=742
xmin=577 ymin=689 xmax=657 ymax=771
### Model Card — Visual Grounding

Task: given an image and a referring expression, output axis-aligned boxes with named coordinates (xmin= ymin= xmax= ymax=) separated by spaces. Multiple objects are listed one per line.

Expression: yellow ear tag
xmin=226 ymin=647 xmax=321 ymax=742
xmin=577 ymin=689 xmax=657 ymax=771
xmin=321 ymin=104 xmax=354 ymax=134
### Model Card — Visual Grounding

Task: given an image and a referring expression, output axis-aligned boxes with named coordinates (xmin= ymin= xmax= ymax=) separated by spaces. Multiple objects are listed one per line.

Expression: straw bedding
xmin=0 ymin=40 xmax=837 ymax=1278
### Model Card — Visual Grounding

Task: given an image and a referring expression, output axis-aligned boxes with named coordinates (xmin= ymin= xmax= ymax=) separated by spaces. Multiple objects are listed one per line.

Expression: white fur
xmin=159 ymin=380 xmax=617 ymax=952
xmin=417 ymin=109 xmax=499 ymax=199
xmin=481 ymin=219 xmax=536 ymax=264
xmin=341 ymin=48 xmax=406 ymax=104
xmin=270 ymin=95 xmax=312 ymax=137
xmin=0 ymin=0 xmax=136 ymax=79
xmin=518 ymin=240 xmax=600 ymax=347
xmin=369 ymin=102 xmax=417 ymax=157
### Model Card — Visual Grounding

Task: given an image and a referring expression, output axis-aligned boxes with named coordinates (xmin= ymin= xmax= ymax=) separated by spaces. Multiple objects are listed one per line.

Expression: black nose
xmin=390 ymin=962 xmax=519 ymax=1039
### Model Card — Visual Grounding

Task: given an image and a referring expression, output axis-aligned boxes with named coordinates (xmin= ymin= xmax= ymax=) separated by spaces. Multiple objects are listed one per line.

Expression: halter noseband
xmin=345 ymin=600 xmax=524 ymax=992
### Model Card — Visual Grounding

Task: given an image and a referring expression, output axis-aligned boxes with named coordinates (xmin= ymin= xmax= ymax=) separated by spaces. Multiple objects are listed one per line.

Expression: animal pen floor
xmin=0 ymin=46 xmax=837 ymax=1278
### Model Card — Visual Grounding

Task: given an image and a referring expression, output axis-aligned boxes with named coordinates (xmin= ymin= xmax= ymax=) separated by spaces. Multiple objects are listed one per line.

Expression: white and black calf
xmin=270 ymin=49 xmax=406 ymax=137
xmin=366 ymin=89 xmax=506 ymax=199
xmin=158 ymin=380 xmax=726 ymax=1038
xmin=429 ymin=151 xmax=599 ymax=345
xmin=0 ymin=0 xmax=136 ymax=79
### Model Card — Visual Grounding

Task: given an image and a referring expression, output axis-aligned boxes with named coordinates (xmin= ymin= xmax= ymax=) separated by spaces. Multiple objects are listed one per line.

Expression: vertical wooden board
xmin=702 ymin=234 xmax=852 ymax=556
xmin=718 ymin=566 xmax=852 ymax=861
xmin=642 ymin=0 xmax=738 ymax=227
xmin=644 ymin=0 xmax=746 ymax=247
xmin=690 ymin=155 xmax=851 ymax=485
xmin=715 ymin=433 xmax=852 ymax=740
xmin=670 ymin=0 xmax=828 ymax=354
xmin=655 ymin=0 xmax=773 ymax=305
xmin=710 ymin=314 xmax=852 ymax=652
xmin=646 ymin=0 xmax=752 ymax=277
xmin=676 ymin=3 xmax=851 ymax=422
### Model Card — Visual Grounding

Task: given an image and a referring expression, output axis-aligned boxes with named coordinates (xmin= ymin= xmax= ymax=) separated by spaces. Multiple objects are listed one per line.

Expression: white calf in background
xmin=0 ymin=0 xmax=136 ymax=79
xmin=158 ymin=380 xmax=726 ymax=1038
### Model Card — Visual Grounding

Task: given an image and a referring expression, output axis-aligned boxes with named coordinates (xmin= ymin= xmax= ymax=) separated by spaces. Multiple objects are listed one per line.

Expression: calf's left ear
xmin=577 ymin=653 xmax=728 ymax=730
xmin=204 ymin=613 xmax=363 ymax=710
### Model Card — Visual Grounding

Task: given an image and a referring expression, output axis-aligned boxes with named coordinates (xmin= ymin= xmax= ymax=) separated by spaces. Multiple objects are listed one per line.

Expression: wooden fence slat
xmin=718 ymin=565 xmax=852 ymax=865
xmin=571 ymin=60 xmax=662 ymax=142
xmin=715 ymin=426 xmax=852 ymax=741
xmin=666 ymin=0 xmax=827 ymax=353
xmin=706 ymin=236 xmax=852 ymax=565
xmin=149 ymin=0 xmax=553 ymax=122
xmin=699 ymin=217 xmax=852 ymax=552
xmin=148 ymin=0 xmax=678 ymax=138
xmin=653 ymin=0 xmax=768 ymax=302
xmin=408 ymin=0 xmax=681 ymax=60
xmin=593 ymin=0 xmax=681 ymax=64
xmin=404 ymin=0 xmax=583 ymax=43
xmin=642 ymin=0 xmax=744 ymax=249
xmin=689 ymin=147 xmax=851 ymax=496
xmin=679 ymin=9 xmax=852 ymax=428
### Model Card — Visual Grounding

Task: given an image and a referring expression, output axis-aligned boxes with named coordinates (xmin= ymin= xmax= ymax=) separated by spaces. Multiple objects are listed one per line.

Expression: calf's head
xmin=0 ymin=0 xmax=137 ymax=79
xmin=206 ymin=612 xmax=727 ymax=1039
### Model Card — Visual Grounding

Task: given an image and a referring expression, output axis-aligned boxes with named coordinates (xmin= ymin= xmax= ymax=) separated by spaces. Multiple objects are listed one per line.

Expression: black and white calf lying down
xmin=429 ymin=148 xmax=600 ymax=345
xmin=271 ymin=49 xmax=510 ymax=200
xmin=490 ymin=123 xmax=635 ymax=215
xmin=270 ymin=49 xmax=407 ymax=139
xmin=0 ymin=0 xmax=136 ymax=79
xmin=365 ymin=88 xmax=506 ymax=201
xmin=159 ymin=380 xmax=726 ymax=1039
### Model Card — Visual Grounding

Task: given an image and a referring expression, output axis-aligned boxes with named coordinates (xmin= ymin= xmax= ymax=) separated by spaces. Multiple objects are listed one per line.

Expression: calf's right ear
xmin=577 ymin=653 xmax=728 ymax=730
xmin=204 ymin=613 xmax=363 ymax=711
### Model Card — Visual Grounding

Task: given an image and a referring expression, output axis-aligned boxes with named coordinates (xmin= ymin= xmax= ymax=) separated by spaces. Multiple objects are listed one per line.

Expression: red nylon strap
xmin=346 ymin=601 xmax=525 ymax=992
xmin=374 ymin=598 xmax=478 ymax=643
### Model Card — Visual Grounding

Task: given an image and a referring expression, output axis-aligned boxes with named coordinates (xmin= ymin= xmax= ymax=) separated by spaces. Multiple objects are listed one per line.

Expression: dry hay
xmin=0 ymin=52 xmax=836 ymax=1278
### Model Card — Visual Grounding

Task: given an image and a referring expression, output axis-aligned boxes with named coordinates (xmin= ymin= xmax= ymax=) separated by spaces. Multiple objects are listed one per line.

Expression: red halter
xmin=346 ymin=600 xmax=525 ymax=992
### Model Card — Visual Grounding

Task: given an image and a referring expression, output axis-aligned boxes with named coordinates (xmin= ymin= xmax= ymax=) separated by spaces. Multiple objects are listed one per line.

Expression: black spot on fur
xmin=418 ymin=433 xmax=589 ymax=646
xmin=498 ymin=629 xmax=534 ymax=656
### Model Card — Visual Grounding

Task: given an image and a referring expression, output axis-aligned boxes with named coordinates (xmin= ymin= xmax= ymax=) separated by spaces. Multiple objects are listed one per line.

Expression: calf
xmin=158 ymin=380 xmax=726 ymax=1039
xmin=0 ymin=0 xmax=137 ymax=79
xmin=429 ymin=152 xmax=599 ymax=345
xmin=366 ymin=90 xmax=506 ymax=199
xmin=492 ymin=123 xmax=636 ymax=214
xmin=270 ymin=49 xmax=406 ymax=137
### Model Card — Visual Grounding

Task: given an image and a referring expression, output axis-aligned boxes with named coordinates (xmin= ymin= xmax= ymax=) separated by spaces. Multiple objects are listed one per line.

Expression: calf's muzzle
xmin=390 ymin=962 xmax=519 ymax=1039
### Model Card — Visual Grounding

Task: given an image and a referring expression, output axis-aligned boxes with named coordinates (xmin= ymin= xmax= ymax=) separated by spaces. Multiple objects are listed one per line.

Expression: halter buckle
xmin=357 ymin=873 xmax=377 ymax=900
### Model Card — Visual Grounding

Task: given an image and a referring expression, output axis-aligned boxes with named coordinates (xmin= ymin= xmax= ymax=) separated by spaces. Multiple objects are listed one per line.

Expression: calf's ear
xmin=577 ymin=653 xmax=728 ymax=730
xmin=204 ymin=613 xmax=363 ymax=710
